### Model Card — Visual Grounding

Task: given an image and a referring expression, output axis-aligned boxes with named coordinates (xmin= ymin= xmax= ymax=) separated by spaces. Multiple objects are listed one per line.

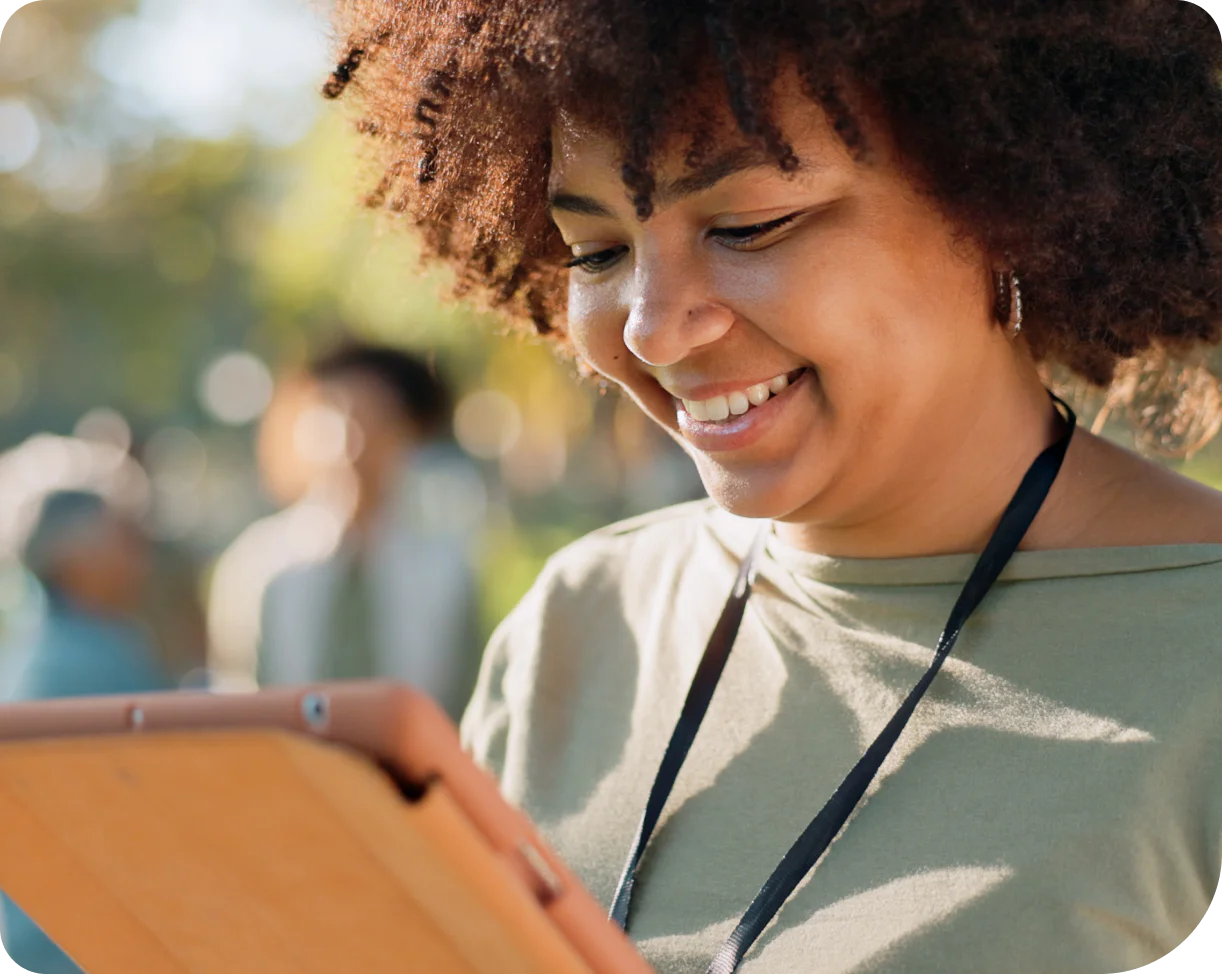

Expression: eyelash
xmin=564 ymin=210 xmax=804 ymax=275
xmin=564 ymin=247 xmax=627 ymax=273
xmin=709 ymin=211 xmax=802 ymax=244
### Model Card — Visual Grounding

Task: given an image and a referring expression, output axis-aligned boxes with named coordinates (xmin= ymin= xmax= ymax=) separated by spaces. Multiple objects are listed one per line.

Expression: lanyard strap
xmin=610 ymin=398 xmax=1077 ymax=974
xmin=609 ymin=525 xmax=769 ymax=929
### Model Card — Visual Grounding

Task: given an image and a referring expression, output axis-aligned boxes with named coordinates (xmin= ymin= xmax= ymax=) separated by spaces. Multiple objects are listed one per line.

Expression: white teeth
xmin=746 ymin=383 xmax=771 ymax=406
xmin=685 ymin=398 xmax=709 ymax=421
xmin=680 ymin=370 xmax=802 ymax=423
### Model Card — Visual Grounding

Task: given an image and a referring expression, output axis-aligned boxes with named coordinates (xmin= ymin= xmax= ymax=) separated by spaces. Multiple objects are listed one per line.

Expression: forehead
xmin=319 ymin=372 xmax=399 ymax=416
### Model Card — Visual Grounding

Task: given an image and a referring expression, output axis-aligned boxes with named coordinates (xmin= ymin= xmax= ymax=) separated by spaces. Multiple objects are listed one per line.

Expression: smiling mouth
xmin=678 ymin=368 xmax=809 ymax=423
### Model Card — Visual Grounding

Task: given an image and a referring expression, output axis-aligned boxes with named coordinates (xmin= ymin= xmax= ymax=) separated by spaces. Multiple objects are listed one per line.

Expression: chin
xmin=697 ymin=459 xmax=823 ymax=522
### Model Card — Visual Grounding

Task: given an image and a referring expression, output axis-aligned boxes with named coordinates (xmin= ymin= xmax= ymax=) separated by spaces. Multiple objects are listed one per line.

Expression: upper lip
xmin=658 ymin=369 xmax=805 ymax=402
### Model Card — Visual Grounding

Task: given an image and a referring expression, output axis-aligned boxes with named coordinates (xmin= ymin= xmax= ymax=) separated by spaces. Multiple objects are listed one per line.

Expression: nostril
xmin=625 ymin=300 xmax=736 ymax=368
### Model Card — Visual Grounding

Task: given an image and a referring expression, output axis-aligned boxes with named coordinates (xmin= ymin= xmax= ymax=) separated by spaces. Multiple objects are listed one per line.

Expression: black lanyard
xmin=610 ymin=397 xmax=1077 ymax=974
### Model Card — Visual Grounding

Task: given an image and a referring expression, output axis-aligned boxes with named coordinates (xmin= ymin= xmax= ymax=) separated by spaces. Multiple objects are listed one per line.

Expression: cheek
xmin=741 ymin=227 xmax=983 ymax=410
xmin=715 ymin=245 xmax=906 ymax=406
xmin=567 ymin=282 xmax=629 ymax=378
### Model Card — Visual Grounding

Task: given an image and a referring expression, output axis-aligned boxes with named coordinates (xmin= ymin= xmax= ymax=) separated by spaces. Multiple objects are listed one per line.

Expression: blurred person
xmin=1 ymin=489 xmax=172 ymax=974
xmin=5 ymin=490 xmax=170 ymax=700
xmin=212 ymin=342 xmax=484 ymax=718
xmin=206 ymin=369 xmax=332 ymax=689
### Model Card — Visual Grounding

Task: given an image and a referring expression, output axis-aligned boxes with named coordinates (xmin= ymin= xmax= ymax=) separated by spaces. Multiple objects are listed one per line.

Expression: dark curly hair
xmin=324 ymin=0 xmax=1222 ymax=437
xmin=311 ymin=341 xmax=452 ymax=438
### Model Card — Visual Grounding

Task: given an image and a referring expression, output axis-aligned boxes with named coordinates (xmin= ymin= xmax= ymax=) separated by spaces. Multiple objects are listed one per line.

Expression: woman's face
xmin=550 ymin=84 xmax=1021 ymax=531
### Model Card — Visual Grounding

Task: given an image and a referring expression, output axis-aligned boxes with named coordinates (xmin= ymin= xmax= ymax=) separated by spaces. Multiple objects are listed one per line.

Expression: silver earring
xmin=1006 ymin=271 xmax=1023 ymax=338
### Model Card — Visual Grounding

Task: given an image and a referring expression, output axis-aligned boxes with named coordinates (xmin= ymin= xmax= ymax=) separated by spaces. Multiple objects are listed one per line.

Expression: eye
xmin=708 ymin=210 xmax=803 ymax=248
xmin=564 ymin=245 xmax=628 ymax=275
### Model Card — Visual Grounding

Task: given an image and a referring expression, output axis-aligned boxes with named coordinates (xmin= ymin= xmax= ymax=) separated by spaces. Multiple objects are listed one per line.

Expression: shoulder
xmin=475 ymin=497 xmax=746 ymax=689
xmin=569 ymin=496 xmax=719 ymax=547
xmin=460 ymin=499 xmax=734 ymax=760
xmin=1045 ymin=430 xmax=1222 ymax=548
xmin=12 ymin=616 xmax=163 ymax=699
xmin=215 ymin=504 xmax=343 ymax=602
xmin=523 ymin=497 xmax=763 ymax=613
xmin=263 ymin=558 xmax=331 ymax=603
xmin=525 ymin=498 xmax=713 ymax=589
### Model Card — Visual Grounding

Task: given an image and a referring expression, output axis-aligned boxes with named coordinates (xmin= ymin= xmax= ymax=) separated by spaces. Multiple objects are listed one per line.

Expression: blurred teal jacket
xmin=0 ymin=594 xmax=170 ymax=974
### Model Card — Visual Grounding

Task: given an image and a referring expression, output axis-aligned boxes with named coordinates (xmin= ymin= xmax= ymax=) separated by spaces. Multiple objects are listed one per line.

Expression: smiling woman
xmin=543 ymin=93 xmax=1073 ymax=552
xmin=326 ymin=2 xmax=1222 ymax=973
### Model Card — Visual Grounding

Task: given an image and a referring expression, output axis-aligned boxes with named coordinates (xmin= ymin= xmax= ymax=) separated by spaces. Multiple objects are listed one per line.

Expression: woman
xmin=325 ymin=2 xmax=1222 ymax=971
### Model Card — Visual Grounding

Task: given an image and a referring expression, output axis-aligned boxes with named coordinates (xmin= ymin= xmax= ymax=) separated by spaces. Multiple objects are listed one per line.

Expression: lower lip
xmin=674 ymin=369 xmax=811 ymax=452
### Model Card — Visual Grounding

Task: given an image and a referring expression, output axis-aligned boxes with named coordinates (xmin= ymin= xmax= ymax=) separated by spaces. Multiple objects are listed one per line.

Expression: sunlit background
xmin=0 ymin=0 xmax=704 ymax=692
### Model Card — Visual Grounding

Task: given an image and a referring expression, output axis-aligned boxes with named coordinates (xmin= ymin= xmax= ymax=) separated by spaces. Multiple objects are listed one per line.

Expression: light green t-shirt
xmin=461 ymin=500 xmax=1222 ymax=974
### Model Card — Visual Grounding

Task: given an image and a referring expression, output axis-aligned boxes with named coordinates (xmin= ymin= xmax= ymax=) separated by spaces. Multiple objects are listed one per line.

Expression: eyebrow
xmin=657 ymin=148 xmax=784 ymax=204
xmin=548 ymin=146 xmax=809 ymax=218
xmin=548 ymin=191 xmax=615 ymax=217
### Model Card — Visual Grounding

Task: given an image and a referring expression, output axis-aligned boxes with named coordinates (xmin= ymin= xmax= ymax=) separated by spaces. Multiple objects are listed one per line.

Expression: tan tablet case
xmin=0 ymin=682 xmax=655 ymax=974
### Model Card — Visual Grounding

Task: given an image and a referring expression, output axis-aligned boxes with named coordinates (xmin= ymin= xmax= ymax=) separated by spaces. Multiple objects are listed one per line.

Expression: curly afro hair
xmin=324 ymin=0 xmax=1222 ymax=410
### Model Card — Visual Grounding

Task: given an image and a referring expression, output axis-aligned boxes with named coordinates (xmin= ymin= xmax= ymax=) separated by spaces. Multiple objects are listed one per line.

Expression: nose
xmin=622 ymin=257 xmax=735 ymax=367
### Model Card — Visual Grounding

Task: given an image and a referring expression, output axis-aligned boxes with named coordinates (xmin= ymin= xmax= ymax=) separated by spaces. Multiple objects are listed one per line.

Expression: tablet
xmin=0 ymin=682 xmax=654 ymax=974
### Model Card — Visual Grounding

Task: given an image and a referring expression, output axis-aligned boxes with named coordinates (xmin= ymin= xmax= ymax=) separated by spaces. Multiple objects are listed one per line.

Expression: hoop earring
xmin=995 ymin=270 xmax=1023 ymax=339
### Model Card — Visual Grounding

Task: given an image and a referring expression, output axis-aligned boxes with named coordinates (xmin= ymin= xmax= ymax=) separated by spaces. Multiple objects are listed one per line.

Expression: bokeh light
xmin=31 ymin=136 xmax=110 ymax=213
xmin=0 ymin=434 xmax=151 ymax=562
xmin=143 ymin=426 xmax=208 ymax=540
xmin=73 ymin=407 xmax=133 ymax=453
xmin=89 ymin=0 xmax=330 ymax=146
xmin=0 ymin=97 xmax=38 ymax=172
xmin=199 ymin=352 xmax=274 ymax=426
xmin=454 ymin=390 xmax=524 ymax=460
xmin=144 ymin=426 xmax=207 ymax=494
xmin=293 ymin=403 xmax=348 ymax=468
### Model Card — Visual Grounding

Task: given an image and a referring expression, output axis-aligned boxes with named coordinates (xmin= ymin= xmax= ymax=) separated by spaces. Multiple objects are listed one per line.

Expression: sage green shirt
xmin=461 ymin=501 xmax=1222 ymax=974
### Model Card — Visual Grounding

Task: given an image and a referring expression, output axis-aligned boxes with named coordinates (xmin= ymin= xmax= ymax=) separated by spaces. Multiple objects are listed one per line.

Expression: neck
xmin=773 ymin=358 xmax=1065 ymax=559
xmin=47 ymin=584 xmax=136 ymax=620
xmin=350 ymin=489 xmax=382 ymax=535
xmin=348 ymin=450 xmax=409 ymax=540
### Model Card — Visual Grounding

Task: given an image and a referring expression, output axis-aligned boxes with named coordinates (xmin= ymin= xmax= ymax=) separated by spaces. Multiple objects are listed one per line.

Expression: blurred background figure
xmin=0 ymin=426 xmax=209 ymax=694
xmin=5 ymin=488 xmax=170 ymax=700
xmin=209 ymin=341 xmax=485 ymax=718
xmin=204 ymin=368 xmax=334 ymax=691
xmin=0 ymin=488 xmax=172 ymax=974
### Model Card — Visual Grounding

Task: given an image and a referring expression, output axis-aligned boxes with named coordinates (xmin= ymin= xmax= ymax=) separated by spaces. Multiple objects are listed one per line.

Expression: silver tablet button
xmin=301 ymin=692 xmax=330 ymax=731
